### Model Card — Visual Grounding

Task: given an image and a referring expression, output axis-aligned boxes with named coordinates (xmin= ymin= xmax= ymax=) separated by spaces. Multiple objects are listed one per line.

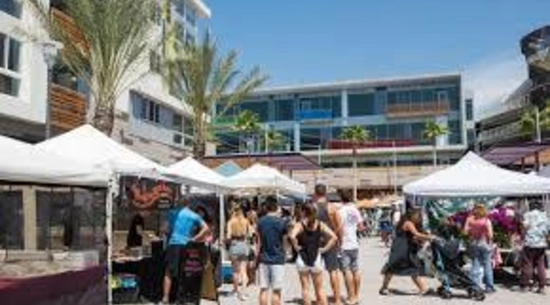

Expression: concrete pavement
xmin=216 ymin=238 xmax=549 ymax=305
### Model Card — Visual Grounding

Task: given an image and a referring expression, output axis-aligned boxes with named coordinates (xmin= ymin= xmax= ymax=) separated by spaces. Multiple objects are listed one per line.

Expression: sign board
xmin=119 ymin=176 xmax=180 ymax=210
xmin=178 ymin=243 xmax=207 ymax=305
xmin=295 ymin=109 xmax=332 ymax=121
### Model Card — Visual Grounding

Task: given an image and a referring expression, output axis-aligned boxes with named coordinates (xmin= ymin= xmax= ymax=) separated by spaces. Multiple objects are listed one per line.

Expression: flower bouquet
xmin=487 ymin=206 xmax=517 ymax=249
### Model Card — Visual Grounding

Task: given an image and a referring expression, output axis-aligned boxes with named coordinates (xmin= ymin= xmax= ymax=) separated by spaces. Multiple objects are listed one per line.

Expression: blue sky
xmin=206 ymin=0 xmax=550 ymax=114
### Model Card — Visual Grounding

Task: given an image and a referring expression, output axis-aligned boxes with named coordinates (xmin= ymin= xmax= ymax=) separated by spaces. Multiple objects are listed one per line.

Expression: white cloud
xmin=464 ymin=51 xmax=527 ymax=118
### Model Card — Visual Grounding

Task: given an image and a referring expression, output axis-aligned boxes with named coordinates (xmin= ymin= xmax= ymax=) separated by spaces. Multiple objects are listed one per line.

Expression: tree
xmin=340 ymin=125 xmax=370 ymax=201
xmin=164 ymin=32 xmax=268 ymax=160
xmin=233 ymin=110 xmax=261 ymax=154
xmin=423 ymin=121 xmax=448 ymax=167
xmin=263 ymin=130 xmax=287 ymax=153
xmin=519 ymin=99 xmax=550 ymax=141
xmin=26 ymin=0 xmax=155 ymax=135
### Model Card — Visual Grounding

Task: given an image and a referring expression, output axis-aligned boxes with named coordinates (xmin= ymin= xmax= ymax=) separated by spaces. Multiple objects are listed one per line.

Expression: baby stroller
xmin=429 ymin=236 xmax=485 ymax=301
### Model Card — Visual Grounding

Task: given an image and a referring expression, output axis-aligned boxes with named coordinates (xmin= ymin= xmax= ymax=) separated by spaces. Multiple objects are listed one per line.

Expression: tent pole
xmin=219 ymin=193 xmax=226 ymax=261
xmin=106 ymin=174 xmax=116 ymax=305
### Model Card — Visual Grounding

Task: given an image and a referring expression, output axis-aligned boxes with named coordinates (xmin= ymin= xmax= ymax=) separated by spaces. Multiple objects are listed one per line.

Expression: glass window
xmin=0 ymin=0 xmax=21 ymax=18
xmin=422 ymin=89 xmax=435 ymax=102
xmin=0 ymin=73 xmax=20 ymax=96
xmin=240 ymin=101 xmax=269 ymax=122
xmin=172 ymin=113 xmax=183 ymax=131
xmin=7 ymin=38 xmax=20 ymax=72
xmin=466 ymin=99 xmax=474 ymax=121
xmin=448 ymin=120 xmax=462 ymax=144
xmin=348 ymin=93 xmax=376 ymax=116
xmin=183 ymin=116 xmax=194 ymax=137
xmin=52 ymin=62 xmax=79 ymax=92
xmin=411 ymin=90 xmax=422 ymax=103
xmin=300 ymin=128 xmax=323 ymax=151
xmin=274 ymin=99 xmax=294 ymax=121
xmin=0 ymin=33 xmax=5 ymax=69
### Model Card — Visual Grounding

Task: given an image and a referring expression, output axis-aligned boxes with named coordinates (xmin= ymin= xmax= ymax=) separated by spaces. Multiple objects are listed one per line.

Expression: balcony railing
xmin=385 ymin=101 xmax=450 ymax=118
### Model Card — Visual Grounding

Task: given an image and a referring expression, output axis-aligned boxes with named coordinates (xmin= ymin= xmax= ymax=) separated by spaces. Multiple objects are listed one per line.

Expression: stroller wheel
xmin=474 ymin=293 xmax=485 ymax=301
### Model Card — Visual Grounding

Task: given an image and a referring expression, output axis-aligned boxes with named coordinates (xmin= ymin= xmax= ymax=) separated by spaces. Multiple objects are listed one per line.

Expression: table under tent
xmin=403 ymin=152 xmax=550 ymax=272
xmin=0 ymin=134 xmax=109 ymax=305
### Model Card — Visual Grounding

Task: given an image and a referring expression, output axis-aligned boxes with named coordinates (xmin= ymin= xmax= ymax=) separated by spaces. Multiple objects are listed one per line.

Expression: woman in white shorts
xmin=290 ymin=202 xmax=338 ymax=305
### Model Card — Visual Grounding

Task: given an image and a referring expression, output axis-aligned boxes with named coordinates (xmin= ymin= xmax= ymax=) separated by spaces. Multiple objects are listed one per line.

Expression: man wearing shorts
xmin=256 ymin=196 xmax=288 ymax=305
xmin=162 ymin=200 xmax=210 ymax=304
xmin=338 ymin=190 xmax=364 ymax=305
xmin=314 ymin=184 xmax=343 ymax=305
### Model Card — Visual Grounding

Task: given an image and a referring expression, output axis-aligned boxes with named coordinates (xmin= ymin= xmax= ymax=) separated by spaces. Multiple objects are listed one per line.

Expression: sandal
xmin=419 ymin=288 xmax=434 ymax=296
xmin=379 ymin=288 xmax=390 ymax=295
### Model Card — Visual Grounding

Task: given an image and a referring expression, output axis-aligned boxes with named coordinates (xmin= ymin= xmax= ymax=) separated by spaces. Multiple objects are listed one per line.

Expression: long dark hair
xmin=302 ymin=202 xmax=318 ymax=229
xmin=396 ymin=208 xmax=422 ymax=230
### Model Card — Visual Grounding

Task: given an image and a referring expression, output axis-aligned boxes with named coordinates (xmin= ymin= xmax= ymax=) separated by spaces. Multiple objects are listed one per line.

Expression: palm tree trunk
xmin=193 ymin=121 xmax=206 ymax=160
xmin=353 ymin=147 xmax=358 ymax=202
xmin=92 ymin=104 xmax=115 ymax=135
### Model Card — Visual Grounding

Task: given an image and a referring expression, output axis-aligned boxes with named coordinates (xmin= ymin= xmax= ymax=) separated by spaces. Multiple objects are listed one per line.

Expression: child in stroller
xmin=428 ymin=224 xmax=486 ymax=301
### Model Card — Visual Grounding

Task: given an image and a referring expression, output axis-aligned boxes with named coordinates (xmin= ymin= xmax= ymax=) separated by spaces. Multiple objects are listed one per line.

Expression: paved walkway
xmin=216 ymin=238 xmax=549 ymax=305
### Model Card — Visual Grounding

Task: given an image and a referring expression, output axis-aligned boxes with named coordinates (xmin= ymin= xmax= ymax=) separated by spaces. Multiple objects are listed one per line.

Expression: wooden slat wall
xmin=386 ymin=101 xmax=450 ymax=118
xmin=50 ymin=84 xmax=87 ymax=131
xmin=51 ymin=8 xmax=87 ymax=49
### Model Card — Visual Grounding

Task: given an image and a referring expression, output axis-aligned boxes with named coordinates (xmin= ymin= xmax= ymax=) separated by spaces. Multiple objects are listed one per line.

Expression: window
xmin=148 ymin=101 xmax=160 ymax=123
xmin=0 ymin=33 xmax=21 ymax=97
xmin=240 ymin=101 xmax=269 ymax=122
xmin=348 ymin=93 xmax=376 ymax=116
xmin=448 ymin=120 xmax=462 ymax=145
xmin=466 ymin=99 xmax=474 ymax=121
xmin=0 ymin=0 xmax=21 ymax=18
xmin=436 ymin=90 xmax=448 ymax=102
xmin=172 ymin=113 xmax=183 ymax=132
xmin=274 ymin=99 xmax=294 ymax=121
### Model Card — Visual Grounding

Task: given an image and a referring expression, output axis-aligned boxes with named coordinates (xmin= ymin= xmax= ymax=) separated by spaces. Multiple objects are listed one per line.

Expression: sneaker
xmin=238 ymin=293 xmax=249 ymax=301
xmin=379 ymin=288 xmax=390 ymax=296
xmin=536 ymin=288 xmax=546 ymax=295
xmin=485 ymin=288 xmax=497 ymax=294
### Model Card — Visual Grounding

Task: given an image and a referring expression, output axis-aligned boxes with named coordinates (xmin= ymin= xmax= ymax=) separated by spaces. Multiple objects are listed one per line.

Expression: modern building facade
xmin=214 ymin=73 xmax=474 ymax=192
xmin=477 ymin=25 xmax=550 ymax=153
xmin=0 ymin=0 xmax=211 ymax=165
xmin=111 ymin=0 xmax=210 ymax=164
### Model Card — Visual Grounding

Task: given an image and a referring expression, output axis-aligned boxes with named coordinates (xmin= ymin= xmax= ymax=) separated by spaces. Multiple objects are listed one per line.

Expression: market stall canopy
xmin=404 ymin=152 xmax=550 ymax=196
xmin=225 ymin=164 xmax=306 ymax=196
xmin=167 ymin=157 xmax=232 ymax=193
xmin=0 ymin=135 xmax=107 ymax=187
xmin=36 ymin=125 xmax=166 ymax=175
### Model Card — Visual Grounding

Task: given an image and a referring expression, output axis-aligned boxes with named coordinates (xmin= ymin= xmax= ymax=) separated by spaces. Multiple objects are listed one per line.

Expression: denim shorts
xmin=258 ymin=264 xmax=285 ymax=290
xmin=339 ymin=249 xmax=359 ymax=272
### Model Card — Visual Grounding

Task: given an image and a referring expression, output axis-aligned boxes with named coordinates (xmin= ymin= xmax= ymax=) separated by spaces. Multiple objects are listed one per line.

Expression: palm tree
xmin=423 ymin=121 xmax=448 ymax=167
xmin=26 ymin=0 xmax=155 ymax=135
xmin=263 ymin=130 xmax=286 ymax=153
xmin=233 ymin=110 xmax=261 ymax=154
xmin=164 ymin=32 xmax=268 ymax=160
xmin=340 ymin=125 xmax=370 ymax=201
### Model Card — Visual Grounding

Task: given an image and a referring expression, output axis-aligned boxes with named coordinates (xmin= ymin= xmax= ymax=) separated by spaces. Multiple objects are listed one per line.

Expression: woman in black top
xmin=126 ymin=210 xmax=149 ymax=249
xmin=290 ymin=203 xmax=337 ymax=305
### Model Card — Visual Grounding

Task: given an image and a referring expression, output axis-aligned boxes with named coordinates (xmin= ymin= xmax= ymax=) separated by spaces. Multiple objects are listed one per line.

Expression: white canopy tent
xmin=35 ymin=125 xmax=167 ymax=175
xmin=0 ymin=134 xmax=107 ymax=187
xmin=167 ymin=157 xmax=231 ymax=194
xmin=404 ymin=152 xmax=550 ymax=197
xmin=225 ymin=163 xmax=306 ymax=196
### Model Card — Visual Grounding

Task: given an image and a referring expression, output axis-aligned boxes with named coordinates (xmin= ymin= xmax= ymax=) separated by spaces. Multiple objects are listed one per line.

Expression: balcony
xmin=385 ymin=101 xmax=450 ymax=118
xmin=50 ymin=84 xmax=86 ymax=131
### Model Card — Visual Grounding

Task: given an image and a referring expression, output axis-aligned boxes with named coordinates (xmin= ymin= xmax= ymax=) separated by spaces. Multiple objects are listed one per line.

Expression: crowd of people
xmin=130 ymin=184 xmax=550 ymax=304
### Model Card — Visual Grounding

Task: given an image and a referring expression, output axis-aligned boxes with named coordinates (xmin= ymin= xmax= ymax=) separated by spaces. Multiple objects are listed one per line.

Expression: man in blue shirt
xmin=256 ymin=196 xmax=288 ymax=305
xmin=162 ymin=199 xmax=210 ymax=304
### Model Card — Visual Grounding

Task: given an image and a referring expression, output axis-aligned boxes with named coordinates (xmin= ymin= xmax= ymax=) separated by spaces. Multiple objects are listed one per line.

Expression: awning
xmin=481 ymin=142 xmax=550 ymax=165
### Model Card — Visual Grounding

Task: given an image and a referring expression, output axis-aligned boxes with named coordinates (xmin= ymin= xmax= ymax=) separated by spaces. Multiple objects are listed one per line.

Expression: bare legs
xmin=259 ymin=289 xmax=269 ymax=305
xmin=312 ymin=272 xmax=328 ymax=305
xmin=343 ymin=270 xmax=360 ymax=304
xmin=162 ymin=274 xmax=171 ymax=303
xmin=380 ymin=273 xmax=428 ymax=295
xmin=232 ymin=259 xmax=249 ymax=299
xmin=329 ymin=270 xmax=342 ymax=305
xmin=299 ymin=273 xmax=312 ymax=305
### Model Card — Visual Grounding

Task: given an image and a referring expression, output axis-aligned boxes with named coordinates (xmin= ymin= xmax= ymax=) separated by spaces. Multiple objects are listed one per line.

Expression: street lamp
xmin=41 ymin=40 xmax=63 ymax=139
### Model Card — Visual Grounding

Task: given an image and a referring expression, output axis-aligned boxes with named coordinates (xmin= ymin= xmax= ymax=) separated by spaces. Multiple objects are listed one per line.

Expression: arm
xmin=192 ymin=221 xmax=210 ymax=243
xmin=289 ymin=222 xmax=304 ymax=251
xmin=403 ymin=221 xmax=432 ymax=241
xmin=464 ymin=216 xmax=472 ymax=234
xmin=329 ymin=205 xmax=343 ymax=242
xmin=225 ymin=220 xmax=232 ymax=241
xmin=320 ymin=222 xmax=338 ymax=254
xmin=486 ymin=219 xmax=494 ymax=240
xmin=356 ymin=208 xmax=366 ymax=231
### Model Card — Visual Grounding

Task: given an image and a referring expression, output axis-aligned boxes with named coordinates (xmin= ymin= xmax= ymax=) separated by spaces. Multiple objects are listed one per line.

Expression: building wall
xmin=0 ymin=1 xmax=49 ymax=128
xmin=214 ymin=74 xmax=470 ymax=166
